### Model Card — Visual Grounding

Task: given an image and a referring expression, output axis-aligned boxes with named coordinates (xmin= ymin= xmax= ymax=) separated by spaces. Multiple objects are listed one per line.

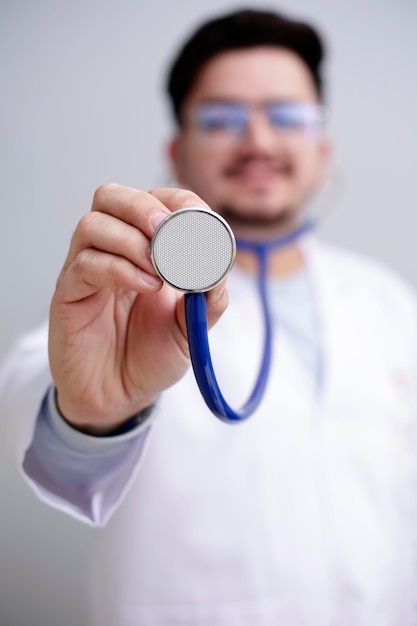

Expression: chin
xmin=218 ymin=202 xmax=298 ymax=235
xmin=225 ymin=187 xmax=289 ymax=211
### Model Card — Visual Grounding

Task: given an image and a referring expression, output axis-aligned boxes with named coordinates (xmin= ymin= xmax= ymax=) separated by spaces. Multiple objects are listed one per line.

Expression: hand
xmin=48 ymin=185 xmax=228 ymax=434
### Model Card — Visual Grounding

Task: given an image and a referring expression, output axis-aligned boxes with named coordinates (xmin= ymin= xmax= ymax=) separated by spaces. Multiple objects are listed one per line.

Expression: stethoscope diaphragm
xmin=151 ymin=206 xmax=315 ymax=423
xmin=151 ymin=207 xmax=236 ymax=292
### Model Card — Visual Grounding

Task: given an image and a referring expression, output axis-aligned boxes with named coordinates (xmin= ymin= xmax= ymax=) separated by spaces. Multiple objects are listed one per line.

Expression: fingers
xmin=60 ymin=249 xmax=162 ymax=302
xmin=148 ymin=186 xmax=210 ymax=213
xmin=59 ymin=184 xmax=211 ymax=302
xmin=174 ymin=280 xmax=229 ymax=353
xmin=91 ymin=184 xmax=210 ymax=239
xmin=205 ymin=280 xmax=229 ymax=330
xmin=66 ymin=211 xmax=154 ymax=274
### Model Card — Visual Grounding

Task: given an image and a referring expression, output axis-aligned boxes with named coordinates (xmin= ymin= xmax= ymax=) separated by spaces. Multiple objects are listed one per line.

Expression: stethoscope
xmin=151 ymin=207 xmax=315 ymax=424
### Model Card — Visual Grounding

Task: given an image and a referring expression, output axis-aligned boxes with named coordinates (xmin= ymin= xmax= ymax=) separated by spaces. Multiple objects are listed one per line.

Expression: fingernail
xmin=151 ymin=211 xmax=169 ymax=230
xmin=141 ymin=270 xmax=162 ymax=287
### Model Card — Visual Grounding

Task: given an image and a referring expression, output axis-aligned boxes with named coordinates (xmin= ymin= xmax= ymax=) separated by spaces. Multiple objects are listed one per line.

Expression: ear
xmin=168 ymin=136 xmax=185 ymax=185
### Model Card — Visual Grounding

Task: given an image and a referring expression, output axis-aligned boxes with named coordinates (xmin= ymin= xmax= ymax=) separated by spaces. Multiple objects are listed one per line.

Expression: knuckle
xmin=125 ymin=189 xmax=148 ymax=213
xmin=147 ymin=186 xmax=162 ymax=196
xmin=121 ymin=189 xmax=155 ymax=225
xmin=93 ymin=183 xmax=116 ymax=206
xmin=147 ymin=186 xmax=173 ymax=198
xmin=72 ymin=248 xmax=93 ymax=275
xmin=76 ymin=212 xmax=99 ymax=238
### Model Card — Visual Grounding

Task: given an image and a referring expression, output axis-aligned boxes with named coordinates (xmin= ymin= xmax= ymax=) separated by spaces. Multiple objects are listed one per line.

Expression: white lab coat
xmin=1 ymin=240 xmax=417 ymax=626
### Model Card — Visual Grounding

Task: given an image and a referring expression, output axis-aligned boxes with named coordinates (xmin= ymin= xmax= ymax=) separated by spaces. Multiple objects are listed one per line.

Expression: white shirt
xmin=1 ymin=240 xmax=417 ymax=625
xmin=24 ymin=268 xmax=319 ymax=505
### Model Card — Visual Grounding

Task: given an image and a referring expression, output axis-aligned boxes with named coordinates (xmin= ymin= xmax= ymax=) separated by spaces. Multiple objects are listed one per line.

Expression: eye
xmin=267 ymin=104 xmax=305 ymax=130
xmin=195 ymin=104 xmax=246 ymax=133
xmin=197 ymin=110 xmax=226 ymax=131
xmin=267 ymin=102 xmax=323 ymax=131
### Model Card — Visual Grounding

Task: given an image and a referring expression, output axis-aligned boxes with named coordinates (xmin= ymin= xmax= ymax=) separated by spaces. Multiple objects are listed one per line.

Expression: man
xmin=1 ymin=8 xmax=416 ymax=626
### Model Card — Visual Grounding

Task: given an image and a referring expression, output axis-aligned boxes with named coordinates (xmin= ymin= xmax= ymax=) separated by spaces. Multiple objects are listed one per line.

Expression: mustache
xmin=223 ymin=156 xmax=292 ymax=177
xmin=219 ymin=204 xmax=295 ymax=230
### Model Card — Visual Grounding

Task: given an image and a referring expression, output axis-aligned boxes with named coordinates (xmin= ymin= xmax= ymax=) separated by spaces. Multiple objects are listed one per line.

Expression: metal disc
xmin=151 ymin=207 xmax=236 ymax=292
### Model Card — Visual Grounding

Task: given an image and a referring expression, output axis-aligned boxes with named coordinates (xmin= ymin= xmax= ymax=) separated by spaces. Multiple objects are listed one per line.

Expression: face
xmin=169 ymin=47 xmax=331 ymax=238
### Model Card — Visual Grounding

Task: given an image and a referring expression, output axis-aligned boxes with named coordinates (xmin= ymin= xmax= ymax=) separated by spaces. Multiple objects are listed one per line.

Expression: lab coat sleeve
xmin=0 ymin=324 xmax=156 ymax=527
xmin=0 ymin=324 xmax=51 ymax=467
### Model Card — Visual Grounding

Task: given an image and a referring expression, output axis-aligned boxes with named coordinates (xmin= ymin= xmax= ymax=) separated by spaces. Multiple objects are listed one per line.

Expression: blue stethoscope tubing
xmin=184 ymin=219 xmax=316 ymax=423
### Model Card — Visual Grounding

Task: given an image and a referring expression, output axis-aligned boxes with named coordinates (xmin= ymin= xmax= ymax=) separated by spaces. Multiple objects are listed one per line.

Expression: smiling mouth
xmin=224 ymin=159 xmax=292 ymax=181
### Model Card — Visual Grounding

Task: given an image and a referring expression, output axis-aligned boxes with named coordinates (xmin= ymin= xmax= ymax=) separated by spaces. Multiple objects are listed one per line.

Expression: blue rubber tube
xmin=184 ymin=245 xmax=271 ymax=423
xmin=184 ymin=219 xmax=316 ymax=423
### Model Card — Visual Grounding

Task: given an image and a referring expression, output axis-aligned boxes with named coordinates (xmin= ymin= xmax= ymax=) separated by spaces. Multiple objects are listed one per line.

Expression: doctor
xmin=1 ymin=8 xmax=417 ymax=626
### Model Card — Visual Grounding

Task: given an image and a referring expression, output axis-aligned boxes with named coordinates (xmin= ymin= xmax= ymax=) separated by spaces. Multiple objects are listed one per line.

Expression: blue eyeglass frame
xmin=191 ymin=100 xmax=325 ymax=135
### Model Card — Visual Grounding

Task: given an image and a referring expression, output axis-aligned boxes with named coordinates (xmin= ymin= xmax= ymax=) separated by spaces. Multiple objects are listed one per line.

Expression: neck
xmin=233 ymin=219 xmax=315 ymax=278
xmin=236 ymin=244 xmax=304 ymax=278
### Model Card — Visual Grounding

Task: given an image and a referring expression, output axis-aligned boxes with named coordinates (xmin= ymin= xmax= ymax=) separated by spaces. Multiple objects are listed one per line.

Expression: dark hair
xmin=166 ymin=8 xmax=326 ymax=125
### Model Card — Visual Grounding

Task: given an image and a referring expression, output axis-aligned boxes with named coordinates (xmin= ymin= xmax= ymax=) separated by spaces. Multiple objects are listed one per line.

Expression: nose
xmin=238 ymin=109 xmax=277 ymax=153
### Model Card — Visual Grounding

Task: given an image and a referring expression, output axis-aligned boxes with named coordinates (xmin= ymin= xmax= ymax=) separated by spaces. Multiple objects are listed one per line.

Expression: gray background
xmin=0 ymin=0 xmax=416 ymax=624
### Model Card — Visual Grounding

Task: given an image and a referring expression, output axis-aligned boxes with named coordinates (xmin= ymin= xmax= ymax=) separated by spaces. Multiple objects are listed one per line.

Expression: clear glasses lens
xmin=192 ymin=101 xmax=323 ymax=136
xmin=267 ymin=102 xmax=320 ymax=130
xmin=195 ymin=103 xmax=247 ymax=133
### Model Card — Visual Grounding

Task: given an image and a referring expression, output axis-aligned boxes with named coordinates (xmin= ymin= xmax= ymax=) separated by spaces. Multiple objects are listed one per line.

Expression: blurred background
xmin=0 ymin=0 xmax=416 ymax=624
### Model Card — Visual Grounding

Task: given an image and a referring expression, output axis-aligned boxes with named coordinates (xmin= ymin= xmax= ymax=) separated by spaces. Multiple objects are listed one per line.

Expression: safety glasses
xmin=189 ymin=100 xmax=325 ymax=137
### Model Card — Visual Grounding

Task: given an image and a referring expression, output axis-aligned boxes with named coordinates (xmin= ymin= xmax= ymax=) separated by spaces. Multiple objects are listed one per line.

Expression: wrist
xmin=54 ymin=388 xmax=158 ymax=437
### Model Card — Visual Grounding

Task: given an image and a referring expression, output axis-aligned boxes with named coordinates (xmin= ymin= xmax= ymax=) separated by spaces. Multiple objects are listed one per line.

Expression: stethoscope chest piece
xmin=150 ymin=206 xmax=306 ymax=423
xmin=151 ymin=207 xmax=315 ymax=423
xmin=151 ymin=207 xmax=236 ymax=292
